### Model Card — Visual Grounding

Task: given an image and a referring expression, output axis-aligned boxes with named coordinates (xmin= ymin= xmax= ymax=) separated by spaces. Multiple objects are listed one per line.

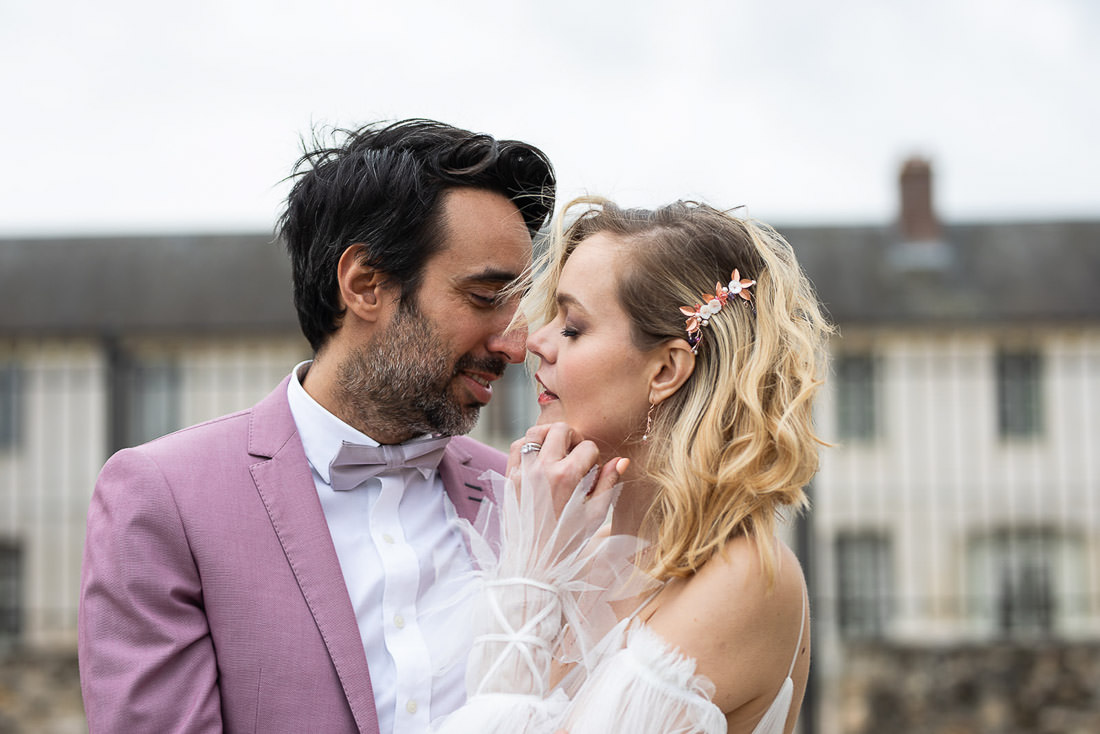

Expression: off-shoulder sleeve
xmin=557 ymin=624 xmax=727 ymax=734
xmin=432 ymin=454 xmax=723 ymax=733
xmin=433 ymin=452 xmax=646 ymax=732
xmin=435 ymin=619 xmax=727 ymax=734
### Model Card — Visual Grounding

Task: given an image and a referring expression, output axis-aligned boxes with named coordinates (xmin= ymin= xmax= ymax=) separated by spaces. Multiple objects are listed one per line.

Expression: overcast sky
xmin=1 ymin=0 xmax=1097 ymax=236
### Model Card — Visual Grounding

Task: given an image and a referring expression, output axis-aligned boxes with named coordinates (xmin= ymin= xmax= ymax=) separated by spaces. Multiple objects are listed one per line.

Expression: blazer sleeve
xmin=78 ymin=447 xmax=223 ymax=733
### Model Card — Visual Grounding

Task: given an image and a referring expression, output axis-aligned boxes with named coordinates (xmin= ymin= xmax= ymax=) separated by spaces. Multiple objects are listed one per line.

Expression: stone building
xmin=1 ymin=161 xmax=1097 ymax=732
xmin=789 ymin=160 xmax=1100 ymax=733
xmin=0 ymin=234 xmax=309 ymax=731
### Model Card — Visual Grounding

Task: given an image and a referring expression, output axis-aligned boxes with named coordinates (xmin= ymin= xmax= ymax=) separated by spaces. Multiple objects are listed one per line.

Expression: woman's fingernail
xmin=616 ymin=458 xmax=630 ymax=475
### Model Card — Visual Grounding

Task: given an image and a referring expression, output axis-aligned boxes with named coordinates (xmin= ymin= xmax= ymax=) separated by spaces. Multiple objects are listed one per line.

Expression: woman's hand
xmin=502 ymin=422 xmax=629 ymax=565
xmin=507 ymin=422 xmax=628 ymax=517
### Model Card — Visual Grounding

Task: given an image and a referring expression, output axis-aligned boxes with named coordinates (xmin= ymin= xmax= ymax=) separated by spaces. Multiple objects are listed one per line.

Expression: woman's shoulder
xmin=709 ymin=534 xmax=803 ymax=599
xmin=644 ymin=534 xmax=806 ymax=715
xmin=667 ymin=534 xmax=803 ymax=615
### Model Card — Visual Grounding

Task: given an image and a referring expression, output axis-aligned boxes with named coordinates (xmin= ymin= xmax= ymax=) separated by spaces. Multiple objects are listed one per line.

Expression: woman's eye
xmin=561 ymin=326 xmax=580 ymax=338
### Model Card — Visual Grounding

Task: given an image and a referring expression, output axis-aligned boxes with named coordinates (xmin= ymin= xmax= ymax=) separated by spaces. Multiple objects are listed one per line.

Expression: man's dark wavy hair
xmin=277 ymin=119 xmax=556 ymax=353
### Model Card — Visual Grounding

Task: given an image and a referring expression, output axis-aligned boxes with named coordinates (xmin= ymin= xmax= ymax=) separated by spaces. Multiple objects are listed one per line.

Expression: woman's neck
xmin=609 ymin=464 xmax=658 ymax=539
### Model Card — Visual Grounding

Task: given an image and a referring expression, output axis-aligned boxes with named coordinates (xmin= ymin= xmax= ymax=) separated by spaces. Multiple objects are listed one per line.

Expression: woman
xmin=436 ymin=197 xmax=832 ymax=734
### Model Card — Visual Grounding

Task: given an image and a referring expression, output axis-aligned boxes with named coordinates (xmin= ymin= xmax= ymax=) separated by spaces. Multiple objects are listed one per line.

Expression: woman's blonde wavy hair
xmin=523 ymin=196 xmax=834 ymax=585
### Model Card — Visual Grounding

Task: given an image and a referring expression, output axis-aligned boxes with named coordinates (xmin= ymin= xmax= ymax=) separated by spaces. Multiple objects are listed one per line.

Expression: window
xmin=0 ymin=363 xmax=21 ymax=451
xmin=835 ymin=531 xmax=892 ymax=638
xmin=967 ymin=529 xmax=1081 ymax=638
xmin=996 ymin=350 xmax=1042 ymax=438
xmin=836 ymin=353 xmax=877 ymax=441
xmin=0 ymin=541 xmax=20 ymax=644
xmin=125 ymin=359 xmax=182 ymax=447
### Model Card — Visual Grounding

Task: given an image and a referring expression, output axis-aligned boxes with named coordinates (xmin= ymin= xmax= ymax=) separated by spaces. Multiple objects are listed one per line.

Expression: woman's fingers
xmin=537 ymin=422 xmax=578 ymax=459
xmin=512 ymin=422 xmax=591 ymax=480
xmin=589 ymin=457 xmax=629 ymax=501
xmin=507 ymin=424 xmax=555 ymax=480
xmin=510 ymin=422 xmax=631 ymax=514
xmin=575 ymin=457 xmax=628 ymax=522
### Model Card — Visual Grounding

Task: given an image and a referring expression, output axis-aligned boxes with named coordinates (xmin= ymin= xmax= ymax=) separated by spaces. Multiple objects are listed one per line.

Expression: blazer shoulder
xmin=125 ymin=407 xmax=253 ymax=459
xmin=109 ymin=376 xmax=295 ymax=467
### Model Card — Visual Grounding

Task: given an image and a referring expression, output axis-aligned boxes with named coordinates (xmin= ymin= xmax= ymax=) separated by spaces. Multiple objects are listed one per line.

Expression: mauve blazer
xmin=78 ymin=376 xmax=504 ymax=733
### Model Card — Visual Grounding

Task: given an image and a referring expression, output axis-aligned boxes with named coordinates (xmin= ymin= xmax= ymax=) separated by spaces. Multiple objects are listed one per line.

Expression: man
xmin=78 ymin=119 xmax=555 ymax=733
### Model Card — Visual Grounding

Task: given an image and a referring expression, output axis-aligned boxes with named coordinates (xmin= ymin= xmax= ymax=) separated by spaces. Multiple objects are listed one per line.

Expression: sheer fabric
xmin=431 ymin=457 xmax=802 ymax=734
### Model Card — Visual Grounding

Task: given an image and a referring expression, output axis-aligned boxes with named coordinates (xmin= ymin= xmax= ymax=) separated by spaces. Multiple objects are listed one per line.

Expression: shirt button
xmin=406 ymin=700 xmax=418 ymax=714
xmin=382 ymin=533 xmax=395 ymax=544
xmin=394 ymin=614 xmax=405 ymax=629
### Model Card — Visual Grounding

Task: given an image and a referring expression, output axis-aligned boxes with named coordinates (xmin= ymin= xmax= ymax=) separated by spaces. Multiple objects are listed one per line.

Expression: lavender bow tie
xmin=328 ymin=436 xmax=451 ymax=490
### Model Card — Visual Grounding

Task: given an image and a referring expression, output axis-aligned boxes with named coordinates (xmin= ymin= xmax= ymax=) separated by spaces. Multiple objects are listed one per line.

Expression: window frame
xmin=835 ymin=352 xmax=879 ymax=443
xmin=835 ymin=530 xmax=893 ymax=639
xmin=995 ymin=349 xmax=1043 ymax=440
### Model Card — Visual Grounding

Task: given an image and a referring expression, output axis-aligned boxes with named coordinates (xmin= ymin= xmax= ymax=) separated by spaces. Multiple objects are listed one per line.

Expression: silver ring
xmin=520 ymin=442 xmax=542 ymax=455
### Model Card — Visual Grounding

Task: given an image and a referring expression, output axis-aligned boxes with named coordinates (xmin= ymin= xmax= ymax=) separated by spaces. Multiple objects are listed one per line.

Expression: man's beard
xmin=337 ymin=305 xmax=506 ymax=440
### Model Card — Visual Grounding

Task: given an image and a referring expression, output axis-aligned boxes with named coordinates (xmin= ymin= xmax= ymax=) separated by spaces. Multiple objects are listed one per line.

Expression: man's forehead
xmin=430 ymin=188 xmax=533 ymax=282
xmin=441 ymin=187 xmax=532 ymax=232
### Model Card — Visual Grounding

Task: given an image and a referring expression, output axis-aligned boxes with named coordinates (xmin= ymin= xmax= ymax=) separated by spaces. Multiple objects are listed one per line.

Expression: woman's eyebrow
xmin=555 ymin=292 xmax=588 ymax=313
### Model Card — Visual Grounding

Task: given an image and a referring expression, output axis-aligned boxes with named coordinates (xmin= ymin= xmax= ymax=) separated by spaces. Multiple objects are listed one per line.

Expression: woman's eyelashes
xmin=558 ymin=313 xmax=583 ymax=338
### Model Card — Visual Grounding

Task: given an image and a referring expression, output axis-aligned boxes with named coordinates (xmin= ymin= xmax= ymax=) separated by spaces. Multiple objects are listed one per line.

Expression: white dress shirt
xmin=286 ymin=363 xmax=475 ymax=734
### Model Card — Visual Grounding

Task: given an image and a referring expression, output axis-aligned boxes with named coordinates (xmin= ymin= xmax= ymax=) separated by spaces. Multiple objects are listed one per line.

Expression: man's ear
xmin=337 ymin=244 xmax=393 ymax=324
xmin=648 ymin=339 xmax=696 ymax=406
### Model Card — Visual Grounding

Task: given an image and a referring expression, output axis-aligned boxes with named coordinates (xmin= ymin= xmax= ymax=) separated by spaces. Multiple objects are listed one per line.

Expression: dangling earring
xmin=642 ymin=403 xmax=656 ymax=442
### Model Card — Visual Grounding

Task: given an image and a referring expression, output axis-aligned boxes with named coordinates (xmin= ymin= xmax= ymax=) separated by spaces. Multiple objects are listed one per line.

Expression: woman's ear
xmin=648 ymin=339 xmax=696 ymax=405
xmin=337 ymin=244 xmax=393 ymax=324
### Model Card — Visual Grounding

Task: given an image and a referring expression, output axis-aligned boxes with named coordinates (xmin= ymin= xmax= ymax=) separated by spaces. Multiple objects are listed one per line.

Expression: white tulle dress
xmin=430 ymin=458 xmax=805 ymax=734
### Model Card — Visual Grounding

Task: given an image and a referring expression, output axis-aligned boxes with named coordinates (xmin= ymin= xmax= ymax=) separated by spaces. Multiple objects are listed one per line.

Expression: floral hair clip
xmin=679 ymin=269 xmax=756 ymax=353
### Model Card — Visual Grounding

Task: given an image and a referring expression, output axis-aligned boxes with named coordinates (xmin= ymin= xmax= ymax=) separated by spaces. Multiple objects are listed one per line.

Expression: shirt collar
xmin=286 ymin=361 xmax=445 ymax=485
xmin=286 ymin=360 xmax=381 ymax=487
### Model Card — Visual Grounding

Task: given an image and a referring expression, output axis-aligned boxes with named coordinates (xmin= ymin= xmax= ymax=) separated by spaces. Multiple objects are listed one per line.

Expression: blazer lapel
xmin=438 ymin=439 xmax=501 ymax=551
xmin=248 ymin=378 xmax=379 ymax=734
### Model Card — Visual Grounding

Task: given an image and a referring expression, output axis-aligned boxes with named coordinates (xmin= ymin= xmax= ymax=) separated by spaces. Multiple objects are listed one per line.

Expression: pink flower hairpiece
xmin=679 ymin=269 xmax=756 ymax=353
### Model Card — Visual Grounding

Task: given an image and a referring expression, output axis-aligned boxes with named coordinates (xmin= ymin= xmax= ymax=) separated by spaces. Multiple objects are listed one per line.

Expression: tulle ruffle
xmin=558 ymin=623 xmax=727 ymax=734
xmin=458 ymin=457 xmax=656 ymax=692
xmin=430 ymin=454 xmax=727 ymax=733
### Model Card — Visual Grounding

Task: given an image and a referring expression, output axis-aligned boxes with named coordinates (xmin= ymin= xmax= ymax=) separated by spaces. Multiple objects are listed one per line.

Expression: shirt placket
xmin=371 ymin=470 xmax=433 ymax=731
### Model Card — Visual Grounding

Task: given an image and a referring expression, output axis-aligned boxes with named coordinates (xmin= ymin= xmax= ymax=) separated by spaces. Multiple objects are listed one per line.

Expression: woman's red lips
xmin=535 ymin=375 xmax=558 ymax=404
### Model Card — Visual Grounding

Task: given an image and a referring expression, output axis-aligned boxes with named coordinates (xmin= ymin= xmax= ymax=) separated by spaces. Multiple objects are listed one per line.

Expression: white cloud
xmin=0 ymin=0 xmax=1096 ymax=234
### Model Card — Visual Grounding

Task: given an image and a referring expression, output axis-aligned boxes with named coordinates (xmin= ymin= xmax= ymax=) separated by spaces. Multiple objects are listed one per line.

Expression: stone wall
xmin=837 ymin=642 xmax=1100 ymax=734
xmin=0 ymin=649 xmax=85 ymax=734
xmin=3 ymin=641 xmax=1100 ymax=733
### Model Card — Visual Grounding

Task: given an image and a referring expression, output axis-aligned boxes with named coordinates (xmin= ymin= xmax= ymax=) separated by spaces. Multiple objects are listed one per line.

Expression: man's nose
xmin=490 ymin=324 xmax=527 ymax=364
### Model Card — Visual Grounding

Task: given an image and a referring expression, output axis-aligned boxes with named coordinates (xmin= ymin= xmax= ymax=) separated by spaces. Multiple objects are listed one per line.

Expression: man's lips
xmin=460 ymin=370 xmax=498 ymax=404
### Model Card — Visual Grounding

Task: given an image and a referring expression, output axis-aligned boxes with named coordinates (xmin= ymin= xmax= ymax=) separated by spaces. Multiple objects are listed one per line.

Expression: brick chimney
xmin=898 ymin=157 xmax=941 ymax=242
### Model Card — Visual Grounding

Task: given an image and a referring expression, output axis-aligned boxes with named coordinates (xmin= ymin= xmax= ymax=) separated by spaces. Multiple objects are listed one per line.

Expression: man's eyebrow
xmin=457 ymin=268 xmax=523 ymax=286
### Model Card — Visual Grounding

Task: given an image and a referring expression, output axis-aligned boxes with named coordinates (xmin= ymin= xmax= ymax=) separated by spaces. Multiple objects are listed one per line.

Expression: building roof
xmin=784 ymin=219 xmax=1100 ymax=326
xmin=0 ymin=233 xmax=299 ymax=336
xmin=2 ymin=218 xmax=1098 ymax=335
